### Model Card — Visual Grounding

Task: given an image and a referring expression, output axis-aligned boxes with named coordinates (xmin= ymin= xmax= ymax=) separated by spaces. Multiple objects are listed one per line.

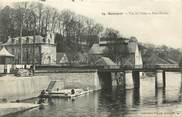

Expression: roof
xmin=3 ymin=33 xmax=54 ymax=45
xmin=162 ymin=58 xmax=178 ymax=64
xmin=56 ymin=52 xmax=68 ymax=63
xmin=0 ymin=47 xmax=14 ymax=57
xmin=95 ymin=57 xmax=116 ymax=66
xmin=143 ymin=54 xmax=170 ymax=65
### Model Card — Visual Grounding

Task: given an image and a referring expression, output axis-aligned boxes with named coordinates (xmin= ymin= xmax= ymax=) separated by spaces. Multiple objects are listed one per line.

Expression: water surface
xmin=5 ymin=72 xmax=182 ymax=117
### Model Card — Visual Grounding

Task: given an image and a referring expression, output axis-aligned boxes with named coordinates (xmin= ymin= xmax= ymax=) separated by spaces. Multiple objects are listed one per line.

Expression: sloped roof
xmin=143 ymin=54 xmax=169 ymax=65
xmin=3 ymin=33 xmax=55 ymax=45
xmin=57 ymin=52 xmax=68 ymax=63
xmin=162 ymin=58 xmax=178 ymax=64
xmin=95 ymin=57 xmax=116 ymax=66
xmin=3 ymin=36 xmax=44 ymax=45
xmin=0 ymin=47 xmax=14 ymax=57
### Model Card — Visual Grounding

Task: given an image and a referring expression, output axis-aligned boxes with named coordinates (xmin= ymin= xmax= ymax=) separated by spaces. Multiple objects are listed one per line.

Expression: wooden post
xmin=32 ymin=13 xmax=36 ymax=75
xmin=162 ymin=71 xmax=166 ymax=88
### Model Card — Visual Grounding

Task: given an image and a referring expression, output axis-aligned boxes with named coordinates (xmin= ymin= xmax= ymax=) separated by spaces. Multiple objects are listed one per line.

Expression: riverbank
xmin=0 ymin=103 xmax=39 ymax=116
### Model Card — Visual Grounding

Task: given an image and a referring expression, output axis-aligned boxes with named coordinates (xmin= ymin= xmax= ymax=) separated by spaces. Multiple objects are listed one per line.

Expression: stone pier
xmin=155 ymin=70 xmax=166 ymax=89
xmin=124 ymin=70 xmax=134 ymax=89
xmin=132 ymin=71 xmax=140 ymax=89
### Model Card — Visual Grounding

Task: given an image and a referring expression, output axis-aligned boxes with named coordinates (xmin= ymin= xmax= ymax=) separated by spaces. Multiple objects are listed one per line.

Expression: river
xmin=4 ymin=72 xmax=182 ymax=117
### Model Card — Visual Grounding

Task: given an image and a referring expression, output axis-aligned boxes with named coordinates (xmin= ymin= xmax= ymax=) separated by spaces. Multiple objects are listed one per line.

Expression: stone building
xmin=2 ymin=32 xmax=56 ymax=65
xmin=89 ymin=37 xmax=143 ymax=68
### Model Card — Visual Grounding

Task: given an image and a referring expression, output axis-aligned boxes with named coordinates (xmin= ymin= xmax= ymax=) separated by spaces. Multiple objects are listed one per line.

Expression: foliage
xmin=101 ymin=28 xmax=123 ymax=63
xmin=0 ymin=2 xmax=105 ymax=53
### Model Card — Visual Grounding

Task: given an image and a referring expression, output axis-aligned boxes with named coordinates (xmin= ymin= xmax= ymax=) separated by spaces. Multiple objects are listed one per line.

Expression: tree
xmin=102 ymin=28 xmax=122 ymax=63
xmin=0 ymin=6 xmax=13 ymax=42
xmin=103 ymin=28 xmax=120 ymax=39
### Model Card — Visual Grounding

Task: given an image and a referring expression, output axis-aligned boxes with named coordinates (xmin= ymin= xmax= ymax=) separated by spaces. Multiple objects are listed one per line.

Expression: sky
xmin=1 ymin=0 xmax=182 ymax=48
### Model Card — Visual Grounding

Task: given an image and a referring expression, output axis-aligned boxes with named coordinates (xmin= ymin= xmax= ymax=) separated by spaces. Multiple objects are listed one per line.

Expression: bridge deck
xmin=35 ymin=65 xmax=182 ymax=72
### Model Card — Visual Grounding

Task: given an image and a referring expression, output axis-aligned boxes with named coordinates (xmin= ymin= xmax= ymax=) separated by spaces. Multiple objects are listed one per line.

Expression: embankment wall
xmin=0 ymin=71 xmax=107 ymax=101
xmin=37 ymin=72 xmax=101 ymax=91
xmin=0 ymin=75 xmax=50 ymax=101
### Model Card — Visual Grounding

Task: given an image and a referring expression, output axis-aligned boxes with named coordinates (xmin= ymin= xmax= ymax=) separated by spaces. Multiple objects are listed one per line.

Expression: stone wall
xmin=37 ymin=72 xmax=101 ymax=91
xmin=0 ymin=71 xmax=105 ymax=101
xmin=0 ymin=75 xmax=50 ymax=101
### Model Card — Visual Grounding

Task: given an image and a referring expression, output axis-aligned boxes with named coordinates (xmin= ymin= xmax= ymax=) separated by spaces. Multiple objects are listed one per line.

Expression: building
xmin=89 ymin=36 xmax=143 ymax=68
xmin=2 ymin=32 xmax=56 ymax=65
xmin=143 ymin=53 xmax=179 ymax=68
xmin=56 ymin=52 xmax=69 ymax=64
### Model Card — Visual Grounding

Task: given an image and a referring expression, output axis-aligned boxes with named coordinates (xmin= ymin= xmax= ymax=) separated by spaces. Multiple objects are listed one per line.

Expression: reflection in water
xmin=178 ymin=76 xmax=182 ymax=102
xmin=4 ymin=72 xmax=182 ymax=117
xmin=155 ymin=88 xmax=166 ymax=105
xmin=133 ymin=88 xmax=140 ymax=106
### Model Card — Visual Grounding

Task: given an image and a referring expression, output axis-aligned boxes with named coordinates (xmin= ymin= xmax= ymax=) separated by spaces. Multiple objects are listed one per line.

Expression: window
xmin=26 ymin=37 xmax=29 ymax=44
xmin=48 ymin=56 xmax=51 ymax=64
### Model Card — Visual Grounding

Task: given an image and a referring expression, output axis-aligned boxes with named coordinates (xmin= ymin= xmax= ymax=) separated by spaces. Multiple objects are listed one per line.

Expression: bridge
xmin=96 ymin=65 xmax=181 ymax=90
xmin=36 ymin=64 xmax=182 ymax=90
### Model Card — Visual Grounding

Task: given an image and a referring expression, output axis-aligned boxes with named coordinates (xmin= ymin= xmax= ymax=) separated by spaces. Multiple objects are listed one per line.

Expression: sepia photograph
xmin=0 ymin=0 xmax=182 ymax=116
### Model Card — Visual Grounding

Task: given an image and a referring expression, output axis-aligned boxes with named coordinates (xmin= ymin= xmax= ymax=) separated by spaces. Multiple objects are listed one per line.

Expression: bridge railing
xmin=35 ymin=64 xmax=180 ymax=71
xmin=143 ymin=64 xmax=179 ymax=69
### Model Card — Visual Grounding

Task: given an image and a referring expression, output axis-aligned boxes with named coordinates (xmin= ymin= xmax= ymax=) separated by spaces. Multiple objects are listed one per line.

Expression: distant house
xmin=89 ymin=37 xmax=143 ymax=68
xmin=56 ymin=53 xmax=69 ymax=64
xmin=143 ymin=54 xmax=179 ymax=68
xmin=2 ymin=31 xmax=56 ymax=65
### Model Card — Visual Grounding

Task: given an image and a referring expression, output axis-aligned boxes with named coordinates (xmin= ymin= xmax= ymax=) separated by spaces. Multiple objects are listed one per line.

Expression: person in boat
xmin=45 ymin=90 xmax=49 ymax=96
xmin=38 ymin=90 xmax=46 ymax=104
xmin=71 ymin=89 xmax=75 ymax=95
xmin=39 ymin=90 xmax=46 ymax=97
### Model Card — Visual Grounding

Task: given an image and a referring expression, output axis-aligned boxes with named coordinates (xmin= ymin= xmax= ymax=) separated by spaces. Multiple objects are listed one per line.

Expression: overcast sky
xmin=1 ymin=0 xmax=182 ymax=48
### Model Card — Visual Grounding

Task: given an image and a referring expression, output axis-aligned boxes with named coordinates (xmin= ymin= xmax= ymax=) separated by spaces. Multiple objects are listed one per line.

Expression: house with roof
xmin=89 ymin=37 xmax=143 ymax=68
xmin=143 ymin=54 xmax=179 ymax=68
xmin=2 ymin=32 xmax=56 ymax=65
xmin=56 ymin=52 xmax=69 ymax=64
